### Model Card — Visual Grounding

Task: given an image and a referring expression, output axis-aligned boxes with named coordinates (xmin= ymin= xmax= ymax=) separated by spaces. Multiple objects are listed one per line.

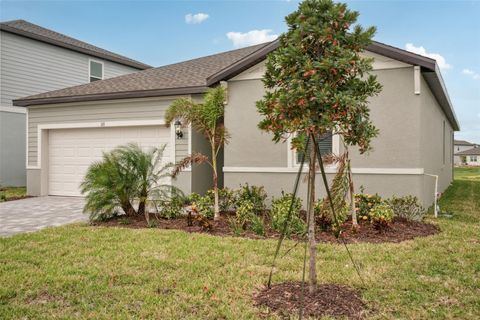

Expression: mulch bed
xmin=317 ymin=217 xmax=440 ymax=244
xmin=93 ymin=214 xmax=440 ymax=244
xmin=254 ymin=281 xmax=367 ymax=319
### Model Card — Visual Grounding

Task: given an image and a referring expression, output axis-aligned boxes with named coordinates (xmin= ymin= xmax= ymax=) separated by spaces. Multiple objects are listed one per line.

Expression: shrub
xmin=192 ymin=213 xmax=213 ymax=231
xmin=235 ymin=199 xmax=265 ymax=236
xmin=315 ymin=199 xmax=348 ymax=232
xmin=228 ymin=217 xmax=243 ymax=236
xmin=250 ymin=215 xmax=266 ymax=236
xmin=354 ymin=193 xmax=382 ymax=222
xmin=235 ymin=184 xmax=267 ymax=214
xmin=236 ymin=199 xmax=256 ymax=228
xmin=387 ymin=195 xmax=425 ymax=221
xmin=369 ymin=202 xmax=394 ymax=230
xmin=206 ymin=188 xmax=236 ymax=212
xmin=187 ymin=193 xmax=201 ymax=204
xmin=189 ymin=193 xmax=214 ymax=219
xmin=156 ymin=191 xmax=186 ymax=219
xmin=271 ymin=192 xmax=305 ymax=237
xmin=81 ymin=143 xmax=180 ymax=222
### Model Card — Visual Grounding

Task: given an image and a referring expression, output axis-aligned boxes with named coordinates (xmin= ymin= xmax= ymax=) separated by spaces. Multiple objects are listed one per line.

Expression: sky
xmin=1 ymin=0 xmax=479 ymax=143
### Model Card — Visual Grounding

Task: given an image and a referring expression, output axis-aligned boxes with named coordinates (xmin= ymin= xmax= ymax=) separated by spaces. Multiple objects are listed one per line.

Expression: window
xmin=294 ymin=133 xmax=334 ymax=165
xmin=89 ymin=60 xmax=103 ymax=82
xmin=471 ymin=156 xmax=478 ymax=162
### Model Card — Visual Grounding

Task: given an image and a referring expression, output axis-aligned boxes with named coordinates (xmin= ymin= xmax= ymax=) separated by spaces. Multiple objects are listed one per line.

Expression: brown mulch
xmin=94 ymin=214 xmax=440 ymax=244
xmin=318 ymin=217 xmax=440 ymax=244
xmin=254 ymin=281 xmax=367 ymax=319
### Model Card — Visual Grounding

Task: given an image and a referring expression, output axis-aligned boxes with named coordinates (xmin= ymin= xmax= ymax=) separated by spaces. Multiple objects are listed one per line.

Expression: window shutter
xmin=297 ymin=133 xmax=333 ymax=163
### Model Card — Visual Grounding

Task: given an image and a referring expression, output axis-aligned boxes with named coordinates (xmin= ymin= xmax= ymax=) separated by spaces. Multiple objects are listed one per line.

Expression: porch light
xmin=174 ymin=120 xmax=184 ymax=139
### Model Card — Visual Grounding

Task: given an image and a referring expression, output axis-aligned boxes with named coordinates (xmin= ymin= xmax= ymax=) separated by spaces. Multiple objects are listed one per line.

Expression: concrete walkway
xmin=0 ymin=196 xmax=87 ymax=237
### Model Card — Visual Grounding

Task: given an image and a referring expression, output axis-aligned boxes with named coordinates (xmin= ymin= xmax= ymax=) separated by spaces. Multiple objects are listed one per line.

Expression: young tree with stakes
xmin=166 ymin=86 xmax=228 ymax=221
xmin=257 ymin=0 xmax=382 ymax=293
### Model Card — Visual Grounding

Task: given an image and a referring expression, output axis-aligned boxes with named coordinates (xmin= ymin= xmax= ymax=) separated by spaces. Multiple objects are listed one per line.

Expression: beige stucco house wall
xmin=223 ymin=53 xmax=455 ymax=208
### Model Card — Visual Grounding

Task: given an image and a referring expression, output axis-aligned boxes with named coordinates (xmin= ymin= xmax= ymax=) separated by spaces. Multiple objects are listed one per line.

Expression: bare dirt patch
xmin=254 ymin=282 xmax=367 ymax=319
xmin=94 ymin=214 xmax=440 ymax=244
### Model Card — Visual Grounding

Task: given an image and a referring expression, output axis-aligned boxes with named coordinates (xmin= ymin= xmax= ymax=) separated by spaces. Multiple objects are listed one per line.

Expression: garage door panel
xmin=48 ymin=125 xmax=172 ymax=196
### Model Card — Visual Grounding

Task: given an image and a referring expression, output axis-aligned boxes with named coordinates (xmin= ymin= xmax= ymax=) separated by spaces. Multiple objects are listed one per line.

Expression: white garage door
xmin=48 ymin=125 xmax=172 ymax=196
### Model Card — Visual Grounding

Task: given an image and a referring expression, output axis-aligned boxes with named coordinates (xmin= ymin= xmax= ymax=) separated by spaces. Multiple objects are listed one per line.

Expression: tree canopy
xmin=257 ymin=0 xmax=382 ymax=154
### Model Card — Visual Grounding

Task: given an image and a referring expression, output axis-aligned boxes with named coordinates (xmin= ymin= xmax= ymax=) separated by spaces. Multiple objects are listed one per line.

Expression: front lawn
xmin=1 ymin=169 xmax=479 ymax=319
xmin=0 ymin=187 xmax=27 ymax=202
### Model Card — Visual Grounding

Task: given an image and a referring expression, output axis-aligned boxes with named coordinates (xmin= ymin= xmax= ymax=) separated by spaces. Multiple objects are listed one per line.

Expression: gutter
xmin=13 ymin=86 xmax=208 ymax=107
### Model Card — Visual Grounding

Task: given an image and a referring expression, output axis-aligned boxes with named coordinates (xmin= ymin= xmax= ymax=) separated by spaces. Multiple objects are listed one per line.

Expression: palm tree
xmin=81 ymin=143 xmax=180 ymax=223
xmin=165 ymin=86 xmax=228 ymax=220
xmin=114 ymin=143 xmax=179 ymax=223
xmin=81 ymin=152 xmax=138 ymax=221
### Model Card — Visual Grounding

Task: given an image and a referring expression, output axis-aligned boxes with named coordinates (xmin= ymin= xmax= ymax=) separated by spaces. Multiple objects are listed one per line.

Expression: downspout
xmin=424 ymin=173 xmax=438 ymax=218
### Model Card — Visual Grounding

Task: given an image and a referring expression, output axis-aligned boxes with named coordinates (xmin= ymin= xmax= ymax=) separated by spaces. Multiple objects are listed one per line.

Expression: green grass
xmin=0 ymin=187 xmax=26 ymax=202
xmin=454 ymin=166 xmax=480 ymax=181
xmin=1 ymin=169 xmax=479 ymax=319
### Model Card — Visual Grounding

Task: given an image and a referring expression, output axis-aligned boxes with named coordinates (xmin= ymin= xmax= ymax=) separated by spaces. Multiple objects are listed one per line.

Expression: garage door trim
xmin=34 ymin=119 xmax=174 ymax=169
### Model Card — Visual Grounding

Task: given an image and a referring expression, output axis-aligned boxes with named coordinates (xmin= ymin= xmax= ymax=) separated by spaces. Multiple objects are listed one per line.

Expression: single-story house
xmin=14 ymin=40 xmax=460 ymax=207
xmin=453 ymin=139 xmax=478 ymax=165
xmin=455 ymin=146 xmax=480 ymax=166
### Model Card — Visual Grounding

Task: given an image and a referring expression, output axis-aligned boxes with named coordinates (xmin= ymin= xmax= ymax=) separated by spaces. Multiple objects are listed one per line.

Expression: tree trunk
xmin=308 ymin=134 xmax=317 ymax=293
xmin=346 ymin=149 xmax=358 ymax=230
xmin=122 ymin=201 xmax=136 ymax=216
xmin=138 ymin=199 xmax=149 ymax=224
xmin=212 ymin=146 xmax=220 ymax=221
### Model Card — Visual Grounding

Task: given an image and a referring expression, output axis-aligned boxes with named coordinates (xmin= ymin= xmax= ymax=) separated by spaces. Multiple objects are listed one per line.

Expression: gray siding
xmin=27 ymin=97 xmax=189 ymax=167
xmin=0 ymin=31 xmax=140 ymax=108
xmin=0 ymin=30 xmax=143 ymax=186
xmin=0 ymin=110 xmax=26 ymax=186
xmin=26 ymin=96 xmax=193 ymax=195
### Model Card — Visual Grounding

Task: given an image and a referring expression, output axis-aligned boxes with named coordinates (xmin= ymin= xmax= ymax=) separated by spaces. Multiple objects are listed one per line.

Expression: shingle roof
xmin=454 ymin=140 xmax=474 ymax=146
xmin=455 ymin=147 xmax=480 ymax=156
xmin=0 ymin=19 xmax=151 ymax=70
xmin=11 ymin=36 xmax=459 ymax=131
xmin=13 ymin=42 xmax=271 ymax=104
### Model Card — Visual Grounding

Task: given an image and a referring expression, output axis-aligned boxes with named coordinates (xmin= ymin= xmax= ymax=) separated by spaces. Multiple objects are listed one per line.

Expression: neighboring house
xmin=455 ymin=146 xmax=480 ymax=166
xmin=453 ymin=139 xmax=478 ymax=165
xmin=0 ymin=19 xmax=151 ymax=186
xmin=14 ymin=40 xmax=459 ymax=208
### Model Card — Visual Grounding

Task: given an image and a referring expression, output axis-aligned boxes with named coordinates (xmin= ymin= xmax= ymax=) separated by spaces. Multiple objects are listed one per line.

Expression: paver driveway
xmin=0 ymin=196 xmax=87 ymax=237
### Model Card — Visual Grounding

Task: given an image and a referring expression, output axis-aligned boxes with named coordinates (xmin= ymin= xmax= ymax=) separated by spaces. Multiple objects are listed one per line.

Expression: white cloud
xmin=226 ymin=29 xmax=278 ymax=48
xmin=185 ymin=13 xmax=209 ymax=24
xmin=462 ymin=68 xmax=480 ymax=80
xmin=405 ymin=43 xmax=452 ymax=70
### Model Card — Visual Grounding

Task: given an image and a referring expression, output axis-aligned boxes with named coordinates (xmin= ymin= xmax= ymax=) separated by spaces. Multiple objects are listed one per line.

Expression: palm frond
xmin=172 ymin=153 xmax=209 ymax=178
xmin=164 ymin=98 xmax=198 ymax=127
